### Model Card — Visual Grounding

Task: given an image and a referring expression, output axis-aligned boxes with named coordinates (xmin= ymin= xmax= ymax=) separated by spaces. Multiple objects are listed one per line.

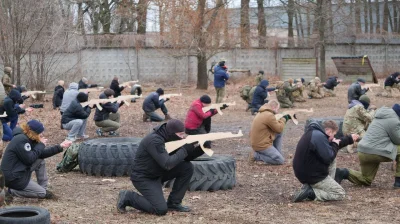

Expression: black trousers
xmin=123 ymin=161 xmax=194 ymax=216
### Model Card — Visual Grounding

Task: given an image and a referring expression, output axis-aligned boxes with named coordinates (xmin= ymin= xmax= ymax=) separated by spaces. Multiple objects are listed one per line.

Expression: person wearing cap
xmin=52 ymin=80 xmax=65 ymax=110
xmin=376 ymin=72 xmax=400 ymax=98
xmin=213 ymin=59 xmax=230 ymax=103
xmin=249 ymin=100 xmax=290 ymax=165
xmin=251 ymin=80 xmax=276 ymax=114
xmin=307 ymin=77 xmax=325 ymax=99
xmin=292 ymin=78 xmax=306 ymax=102
xmin=60 ymin=82 xmax=79 ymax=115
xmin=0 ymin=120 xmax=72 ymax=199
xmin=61 ymin=92 xmax=92 ymax=141
xmin=94 ymin=89 xmax=122 ymax=137
xmin=142 ymin=88 xmax=171 ymax=122
xmin=255 ymin=70 xmax=265 ymax=85
xmin=323 ymin=76 xmax=342 ymax=97
xmin=347 ymin=78 xmax=369 ymax=103
xmin=342 ymin=95 xmax=377 ymax=153
xmin=335 ymin=104 xmax=400 ymax=189
xmin=78 ymin=77 xmax=98 ymax=90
xmin=117 ymin=119 xmax=204 ymax=215
xmin=110 ymin=76 xmax=125 ymax=97
xmin=2 ymin=67 xmax=16 ymax=95
xmin=276 ymin=78 xmax=298 ymax=108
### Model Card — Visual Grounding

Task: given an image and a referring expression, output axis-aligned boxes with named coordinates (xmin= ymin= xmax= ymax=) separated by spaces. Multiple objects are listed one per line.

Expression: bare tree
xmin=257 ymin=0 xmax=267 ymax=48
xmin=240 ymin=0 xmax=250 ymax=48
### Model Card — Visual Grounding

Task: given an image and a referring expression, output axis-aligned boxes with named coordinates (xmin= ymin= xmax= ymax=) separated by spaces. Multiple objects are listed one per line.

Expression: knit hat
xmin=156 ymin=88 xmax=164 ymax=95
xmin=200 ymin=95 xmax=212 ymax=104
xmin=393 ymin=104 xmax=400 ymax=118
xmin=104 ymin=89 xmax=115 ymax=97
xmin=77 ymin=92 xmax=88 ymax=103
xmin=259 ymin=70 xmax=264 ymax=75
xmin=166 ymin=119 xmax=184 ymax=135
xmin=359 ymin=95 xmax=370 ymax=104
xmin=357 ymin=78 xmax=366 ymax=83
xmin=27 ymin=119 xmax=45 ymax=134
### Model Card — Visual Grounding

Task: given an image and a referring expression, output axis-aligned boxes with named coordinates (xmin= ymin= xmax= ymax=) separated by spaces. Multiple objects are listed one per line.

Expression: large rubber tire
xmin=0 ymin=206 xmax=50 ymax=224
xmin=79 ymin=137 xmax=142 ymax=177
xmin=305 ymin=117 xmax=344 ymax=138
xmin=164 ymin=155 xmax=236 ymax=191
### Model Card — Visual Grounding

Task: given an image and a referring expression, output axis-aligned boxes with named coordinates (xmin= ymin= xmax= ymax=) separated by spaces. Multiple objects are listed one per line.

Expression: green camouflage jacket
xmin=1 ymin=73 xmax=13 ymax=94
xmin=343 ymin=102 xmax=375 ymax=135
xmin=277 ymin=81 xmax=298 ymax=98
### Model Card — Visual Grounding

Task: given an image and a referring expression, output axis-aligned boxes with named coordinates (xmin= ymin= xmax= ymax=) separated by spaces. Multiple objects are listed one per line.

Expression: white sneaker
xmin=76 ymin=135 xmax=89 ymax=140
xmin=65 ymin=137 xmax=76 ymax=142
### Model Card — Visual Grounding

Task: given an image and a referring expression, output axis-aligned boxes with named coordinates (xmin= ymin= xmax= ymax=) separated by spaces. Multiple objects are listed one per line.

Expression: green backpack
xmin=56 ymin=143 xmax=81 ymax=173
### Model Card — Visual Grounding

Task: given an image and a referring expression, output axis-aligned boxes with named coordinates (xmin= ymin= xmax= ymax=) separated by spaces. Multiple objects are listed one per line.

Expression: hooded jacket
xmin=213 ymin=65 xmax=230 ymax=88
xmin=358 ymin=107 xmax=400 ymax=160
xmin=251 ymin=80 xmax=270 ymax=107
xmin=347 ymin=82 xmax=368 ymax=103
xmin=142 ymin=92 xmax=165 ymax=113
xmin=110 ymin=80 xmax=125 ymax=97
xmin=52 ymin=85 xmax=65 ymax=108
xmin=61 ymin=99 xmax=91 ymax=124
xmin=60 ymin=83 xmax=79 ymax=112
xmin=384 ymin=73 xmax=400 ymax=87
xmin=184 ymin=99 xmax=218 ymax=130
xmin=250 ymin=104 xmax=286 ymax=151
xmin=293 ymin=122 xmax=353 ymax=184
xmin=0 ymin=89 xmax=24 ymax=120
xmin=0 ymin=128 xmax=63 ymax=190
xmin=93 ymin=93 xmax=119 ymax=122
xmin=324 ymin=77 xmax=340 ymax=90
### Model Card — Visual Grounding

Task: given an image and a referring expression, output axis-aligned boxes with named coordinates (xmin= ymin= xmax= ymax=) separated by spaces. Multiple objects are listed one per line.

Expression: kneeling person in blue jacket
xmin=142 ymin=88 xmax=171 ymax=122
xmin=251 ymin=80 xmax=275 ymax=115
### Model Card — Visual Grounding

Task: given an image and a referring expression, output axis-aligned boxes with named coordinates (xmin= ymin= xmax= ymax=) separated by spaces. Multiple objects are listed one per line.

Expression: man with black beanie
xmin=117 ymin=119 xmax=204 ymax=215
xmin=142 ymin=88 xmax=171 ymax=122
xmin=61 ymin=92 xmax=92 ymax=141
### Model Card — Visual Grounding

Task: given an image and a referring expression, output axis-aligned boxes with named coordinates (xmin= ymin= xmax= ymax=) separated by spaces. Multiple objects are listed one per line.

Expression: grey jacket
xmin=60 ymin=82 xmax=79 ymax=112
xmin=358 ymin=107 xmax=400 ymax=160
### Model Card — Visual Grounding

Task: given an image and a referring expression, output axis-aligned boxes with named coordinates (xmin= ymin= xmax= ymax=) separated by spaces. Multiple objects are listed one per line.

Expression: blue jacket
xmin=251 ymin=80 xmax=272 ymax=107
xmin=213 ymin=65 xmax=229 ymax=88
xmin=93 ymin=93 xmax=120 ymax=121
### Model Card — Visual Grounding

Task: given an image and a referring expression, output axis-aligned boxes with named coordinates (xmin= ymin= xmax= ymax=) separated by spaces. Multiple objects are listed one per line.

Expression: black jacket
xmin=142 ymin=92 xmax=165 ymax=112
xmin=0 ymin=128 xmax=63 ymax=190
xmin=131 ymin=123 xmax=202 ymax=181
xmin=52 ymin=85 xmax=65 ymax=108
xmin=110 ymin=80 xmax=125 ymax=97
xmin=293 ymin=122 xmax=353 ymax=185
xmin=93 ymin=93 xmax=120 ymax=122
xmin=347 ymin=82 xmax=368 ymax=103
xmin=61 ymin=100 xmax=91 ymax=124
xmin=384 ymin=73 xmax=400 ymax=87
xmin=0 ymin=89 xmax=25 ymax=121
xmin=324 ymin=77 xmax=340 ymax=90
xmin=78 ymin=80 xmax=98 ymax=90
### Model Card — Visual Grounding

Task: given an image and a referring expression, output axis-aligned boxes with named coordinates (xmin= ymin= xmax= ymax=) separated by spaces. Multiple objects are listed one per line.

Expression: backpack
xmin=240 ymin=85 xmax=252 ymax=101
xmin=56 ymin=143 xmax=81 ymax=173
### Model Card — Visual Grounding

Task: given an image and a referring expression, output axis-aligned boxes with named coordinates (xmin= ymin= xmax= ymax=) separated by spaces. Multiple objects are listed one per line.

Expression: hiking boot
xmin=248 ymin=151 xmax=255 ymax=164
xmin=335 ymin=168 xmax=349 ymax=184
xmin=167 ymin=203 xmax=191 ymax=212
xmin=96 ymin=129 xmax=104 ymax=137
xmin=394 ymin=177 xmax=400 ymax=189
xmin=293 ymin=184 xmax=315 ymax=203
xmin=142 ymin=114 xmax=149 ymax=122
xmin=165 ymin=114 xmax=172 ymax=120
xmin=108 ymin=131 xmax=120 ymax=136
xmin=44 ymin=190 xmax=56 ymax=200
xmin=76 ymin=135 xmax=89 ymax=140
xmin=116 ymin=190 xmax=128 ymax=213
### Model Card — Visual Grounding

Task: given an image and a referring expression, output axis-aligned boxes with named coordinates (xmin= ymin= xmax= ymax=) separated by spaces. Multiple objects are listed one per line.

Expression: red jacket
xmin=185 ymin=99 xmax=217 ymax=130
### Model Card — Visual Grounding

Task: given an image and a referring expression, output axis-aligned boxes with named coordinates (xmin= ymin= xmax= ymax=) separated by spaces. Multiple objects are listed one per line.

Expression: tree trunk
xmin=328 ymin=0 xmax=333 ymax=36
xmin=376 ymin=0 xmax=380 ymax=33
xmin=240 ymin=0 xmax=250 ymax=48
xmin=349 ymin=0 xmax=355 ymax=33
xmin=257 ymin=0 xmax=266 ymax=48
xmin=355 ymin=0 xmax=362 ymax=33
xmin=287 ymin=0 xmax=294 ymax=47
xmin=306 ymin=6 xmax=311 ymax=36
xmin=383 ymin=0 xmax=389 ymax=32
xmin=137 ymin=0 xmax=148 ymax=34
xmin=196 ymin=0 xmax=208 ymax=89
xmin=363 ymin=0 xmax=369 ymax=33
xmin=317 ymin=0 xmax=326 ymax=81
xmin=368 ymin=0 xmax=373 ymax=33
xmin=294 ymin=8 xmax=300 ymax=43
xmin=297 ymin=5 xmax=304 ymax=38
xmin=394 ymin=0 xmax=398 ymax=33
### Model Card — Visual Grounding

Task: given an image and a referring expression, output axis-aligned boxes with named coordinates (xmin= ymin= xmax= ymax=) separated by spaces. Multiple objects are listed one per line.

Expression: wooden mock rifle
xmin=274 ymin=108 xmax=314 ymax=125
xmin=202 ymin=102 xmax=236 ymax=115
xmin=81 ymin=94 xmax=142 ymax=111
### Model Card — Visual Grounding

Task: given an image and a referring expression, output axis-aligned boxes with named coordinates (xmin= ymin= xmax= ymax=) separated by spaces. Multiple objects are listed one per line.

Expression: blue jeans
xmin=2 ymin=116 xmax=18 ymax=141
xmin=252 ymin=133 xmax=284 ymax=165
xmin=145 ymin=101 xmax=169 ymax=122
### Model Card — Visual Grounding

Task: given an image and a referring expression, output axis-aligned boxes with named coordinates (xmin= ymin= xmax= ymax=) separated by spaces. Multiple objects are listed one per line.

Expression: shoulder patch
xmin=24 ymin=143 xmax=31 ymax=151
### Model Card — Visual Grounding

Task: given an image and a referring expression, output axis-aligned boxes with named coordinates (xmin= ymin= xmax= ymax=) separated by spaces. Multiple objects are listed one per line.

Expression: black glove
xmin=292 ymin=114 xmax=297 ymax=119
xmin=89 ymin=84 xmax=98 ymax=88
xmin=283 ymin=114 xmax=291 ymax=122
xmin=220 ymin=104 xmax=229 ymax=110
xmin=165 ymin=98 xmax=170 ymax=102
xmin=209 ymin=108 xmax=217 ymax=114
xmin=364 ymin=88 xmax=369 ymax=92
xmin=183 ymin=143 xmax=197 ymax=155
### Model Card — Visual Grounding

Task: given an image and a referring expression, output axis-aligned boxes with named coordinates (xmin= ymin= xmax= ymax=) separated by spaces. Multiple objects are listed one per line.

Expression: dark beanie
xmin=156 ymin=88 xmax=164 ymax=95
xmin=166 ymin=119 xmax=184 ymax=135
xmin=77 ymin=92 xmax=88 ymax=103
xmin=359 ymin=95 xmax=370 ymax=104
xmin=357 ymin=78 xmax=366 ymax=83
xmin=28 ymin=119 xmax=44 ymax=134
xmin=259 ymin=70 xmax=264 ymax=75
xmin=104 ymin=89 xmax=115 ymax=97
xmin=200 ymin=95 xmax=211 ymax=104
xmin=393 ymin=104 xmax=400 ymax=117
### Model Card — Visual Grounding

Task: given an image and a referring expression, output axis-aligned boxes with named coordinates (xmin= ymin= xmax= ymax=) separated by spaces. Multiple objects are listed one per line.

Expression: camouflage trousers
xmin=293 ymin=96 xmax=306 ymax=102
xmin=277 ymin=96 xmax=294 ymax=108
xmin=323 ymin=87 xmax=336 ymax=97
xmin=56 ymin=143 xmax=81 ymax=173
xmin=308 ymin=91 xmax=324 ymax=99
xmin=310 ymin=159 xmax=345 ymax=201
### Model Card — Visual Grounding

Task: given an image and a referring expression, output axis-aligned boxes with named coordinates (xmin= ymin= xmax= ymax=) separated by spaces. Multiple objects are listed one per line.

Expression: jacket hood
xmin=8 ymin=89 xmax=22 ymax=103
xmin=68 ymin=82 xmax=79 ymax=90
xmin=12 ymin=127 xmax=24 ymax=137
xmin=305 ymin=121 xmax=328 ymax=137
xmin=375 ymin=107 xmax=399 ymax=120
xmin=258 ymin=104 xmax=275 ymax=114
xmin=259 ymin=80 xmax=269 ymax=88
xmin=348 ymin=100 xmax=362 ymax=109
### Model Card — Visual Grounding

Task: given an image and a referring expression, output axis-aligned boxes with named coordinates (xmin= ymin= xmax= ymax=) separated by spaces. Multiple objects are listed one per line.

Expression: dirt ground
xmin=4 ymin=80 xmax=400 ymax=224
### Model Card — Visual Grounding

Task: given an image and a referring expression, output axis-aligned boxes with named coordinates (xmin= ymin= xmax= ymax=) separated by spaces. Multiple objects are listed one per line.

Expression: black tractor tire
xmin=164 ymin=155 xmax=236 ymax=191
xmin=0 ymin=206 xmax=50 ymax=224
xmin=79 ymin=137 xmax=142 ymax=177
xmin=305 ymin=117 xmax=344 ymax=138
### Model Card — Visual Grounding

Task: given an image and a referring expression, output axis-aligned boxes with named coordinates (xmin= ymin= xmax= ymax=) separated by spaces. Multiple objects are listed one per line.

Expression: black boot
xmin=293 ymin=184 xmax=315 ymax=203
xmin=167 ymin=203 xmax=191 ymax=212
xmin=335 ymin=168 xmax=349 ymax=184
xmin=394 ymin=177 xmax=400 ymax=189
xmin=116 ymin=190 xmax=129 ymax=213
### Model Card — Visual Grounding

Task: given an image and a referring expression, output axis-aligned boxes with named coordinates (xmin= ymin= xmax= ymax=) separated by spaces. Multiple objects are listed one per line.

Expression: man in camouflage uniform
xmin=343 ymin=95 xmax=376 ymax=153
xmin=2 ymin=67 xmax=16 ymax=95
xmin=276 ymin=79 xmax=299 ymax=108
xmin=307 ymin=77 xmax=325 ymax=99
xmin=292 ymin=78 xmax=306 ymax=102
xmin=255 ymin=70 xmax=264 ymax=86
xmin=376 ymin=72 xmax=400 ymax=98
